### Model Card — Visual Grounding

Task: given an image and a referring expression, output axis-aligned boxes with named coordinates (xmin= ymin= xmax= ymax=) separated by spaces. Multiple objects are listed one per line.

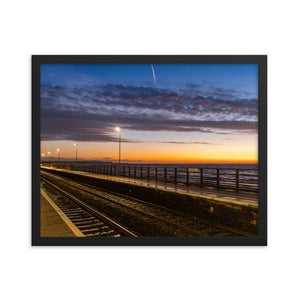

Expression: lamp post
xmin=47 ymin=151 xmax=51 ymax=162
xmin=115 ymin=127 xmax=121 ymax=174
xmin=73 ymin=143 xmax=78 ymax=161
xmin=57 ymin=148 xmax=60 ymax=162
xmin=41 ymin=153 xmax=45 ymax=162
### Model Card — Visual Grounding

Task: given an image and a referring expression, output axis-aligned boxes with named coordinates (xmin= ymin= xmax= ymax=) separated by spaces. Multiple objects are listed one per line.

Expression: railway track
xmin=41 ymin=178 xmax=137 ymax=237
xmin=41 ymin=171 xmax=252 ymax=237
xmin=41 ymin=170 xmax=253 ymax=237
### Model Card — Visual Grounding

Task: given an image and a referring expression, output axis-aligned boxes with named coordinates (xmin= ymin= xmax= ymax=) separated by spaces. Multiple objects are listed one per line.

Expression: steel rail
xmin=41 ymin=173 xmax=208 ymax=237
xmin=41 ymin=177 xmax=137 ymax=237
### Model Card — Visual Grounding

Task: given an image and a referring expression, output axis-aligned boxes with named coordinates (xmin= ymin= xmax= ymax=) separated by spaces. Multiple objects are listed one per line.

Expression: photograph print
xmin=32 ymin=55 xmax=267 ymax=246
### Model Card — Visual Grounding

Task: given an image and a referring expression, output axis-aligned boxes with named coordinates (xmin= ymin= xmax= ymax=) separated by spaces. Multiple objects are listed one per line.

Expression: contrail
xmin=151 ymin=64 xmax=156 ymax=85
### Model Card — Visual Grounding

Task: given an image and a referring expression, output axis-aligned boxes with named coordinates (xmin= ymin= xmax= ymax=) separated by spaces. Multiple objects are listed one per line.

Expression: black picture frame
xmin=32 ymin=55 xmax=267 ymax=246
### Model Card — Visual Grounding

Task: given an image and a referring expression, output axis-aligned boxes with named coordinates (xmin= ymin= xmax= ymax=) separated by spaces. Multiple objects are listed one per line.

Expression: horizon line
xmin=41 ymin=158 xmax=258 ymax=164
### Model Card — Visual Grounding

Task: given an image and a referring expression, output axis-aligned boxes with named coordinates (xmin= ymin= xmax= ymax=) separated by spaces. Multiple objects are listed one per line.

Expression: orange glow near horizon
xmin=41 ymin=135 xmax=258 ymax=164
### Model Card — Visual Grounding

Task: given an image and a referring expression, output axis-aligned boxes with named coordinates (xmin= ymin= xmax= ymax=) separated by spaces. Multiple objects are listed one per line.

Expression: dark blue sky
xmin=41 ymin=63 xmax=258 ymax=96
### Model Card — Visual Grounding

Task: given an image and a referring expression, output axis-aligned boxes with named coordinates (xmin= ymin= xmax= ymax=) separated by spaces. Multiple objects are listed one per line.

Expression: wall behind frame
xmin=1 ymin=1 xmax=299 ymax=300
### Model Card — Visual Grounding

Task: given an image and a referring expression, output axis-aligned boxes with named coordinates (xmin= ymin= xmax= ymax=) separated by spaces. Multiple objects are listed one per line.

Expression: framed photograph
xmin=32 ymin=55 xmax=267 ymax=246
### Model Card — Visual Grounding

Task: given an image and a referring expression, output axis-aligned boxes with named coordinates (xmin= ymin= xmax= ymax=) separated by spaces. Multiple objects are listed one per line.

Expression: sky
xmin=40 ymin=63 xmax=258 ymax=164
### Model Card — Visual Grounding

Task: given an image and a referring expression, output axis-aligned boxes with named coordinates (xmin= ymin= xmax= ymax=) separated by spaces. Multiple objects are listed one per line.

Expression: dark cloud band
xmin=41 ymin=83 xmax=258 ymax=142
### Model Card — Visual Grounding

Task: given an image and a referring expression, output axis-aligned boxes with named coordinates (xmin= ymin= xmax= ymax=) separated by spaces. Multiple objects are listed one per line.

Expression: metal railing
xmin=41 ymin=163 xmax=258 ymax=193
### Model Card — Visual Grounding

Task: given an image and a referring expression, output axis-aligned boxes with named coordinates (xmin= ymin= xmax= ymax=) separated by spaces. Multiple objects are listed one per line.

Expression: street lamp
xmin=57 ymin=148 xmax=60 ymax=162
xmin=41 ymin=153 xmax=45 ymax=162
xmin=73 ymin=143 xmax=78 ymax=161
xmin=47 ymin=151 xmax=51 ymax=162
xmin=115 ymin=127 xmax=121 ymax=174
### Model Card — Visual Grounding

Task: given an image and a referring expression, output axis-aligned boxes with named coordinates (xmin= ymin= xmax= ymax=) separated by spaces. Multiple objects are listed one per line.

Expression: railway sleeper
xmin=100 ymin=230 xmax=116 ymax=236
xmin=76 ymin=223 xmax=105 ymax=230
xmin=64 ymin=213 xmax=85 ymax=217
xmin=70 ymin=217 xmax=97 ymax=222
xmin=80 ymin=228 xmax=102 ymax=234
xmin=65 ymin=209 xmax=85 ymax=212
xmin=72 ymin=219 xmax=102 ymax=225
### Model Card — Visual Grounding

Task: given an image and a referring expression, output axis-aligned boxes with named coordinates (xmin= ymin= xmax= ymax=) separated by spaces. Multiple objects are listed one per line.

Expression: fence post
xmin=236 ymin=169 xmax=239 ymax=191
xmin=174 ymin=167 xmax=177 ymax=185
xmin=134 ymin=166 xmax=136 ymax=178
xmin=123 ymin=166 xmax=125 ymax=176
xmin=217 ymin=168 xmax=220 ymax=189
xmin=140 ymin=167 xmax=143 ymax=179
xmin=155 ymin=167 xmax=158 ymax=181
xmin=128 ymin=166 xmax=131 ymax=178
xmin=200 ymin=168 xmax=203 ymax=188
xmin=164 ymin=167 xmax=167 ymax=184
xmin=186 ymin=168 xmax=189 ymax=185
xmin=147 ymin=167 xmax=150 ymax=180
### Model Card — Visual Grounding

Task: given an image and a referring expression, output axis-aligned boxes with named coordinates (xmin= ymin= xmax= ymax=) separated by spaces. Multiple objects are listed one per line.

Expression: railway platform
xmin=93 ymin=173 xmax=258 ymax=205
xmin=40 ymin=190 xmax=84 ymax=237
xmin=42 ymin=166 xmax=258 ymax=206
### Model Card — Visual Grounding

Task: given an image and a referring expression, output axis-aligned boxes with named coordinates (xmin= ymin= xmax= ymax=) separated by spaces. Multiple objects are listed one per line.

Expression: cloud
xmin=154 ymin=141 xmax=217 ymax=145
xmin=41 ymin=83 xmax=258 ymax=142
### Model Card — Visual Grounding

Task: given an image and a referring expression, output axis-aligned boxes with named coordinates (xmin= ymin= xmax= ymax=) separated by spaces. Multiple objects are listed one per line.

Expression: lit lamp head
xmin=47 ymin=152 xmax=50 ymax=155
xmin=115 ymin=127 xmax=120 ymax=132
xmin=57 ymin=148 xmax=60 ymax=152
xmin=42 ymin=153 xmax=45 ymax=157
